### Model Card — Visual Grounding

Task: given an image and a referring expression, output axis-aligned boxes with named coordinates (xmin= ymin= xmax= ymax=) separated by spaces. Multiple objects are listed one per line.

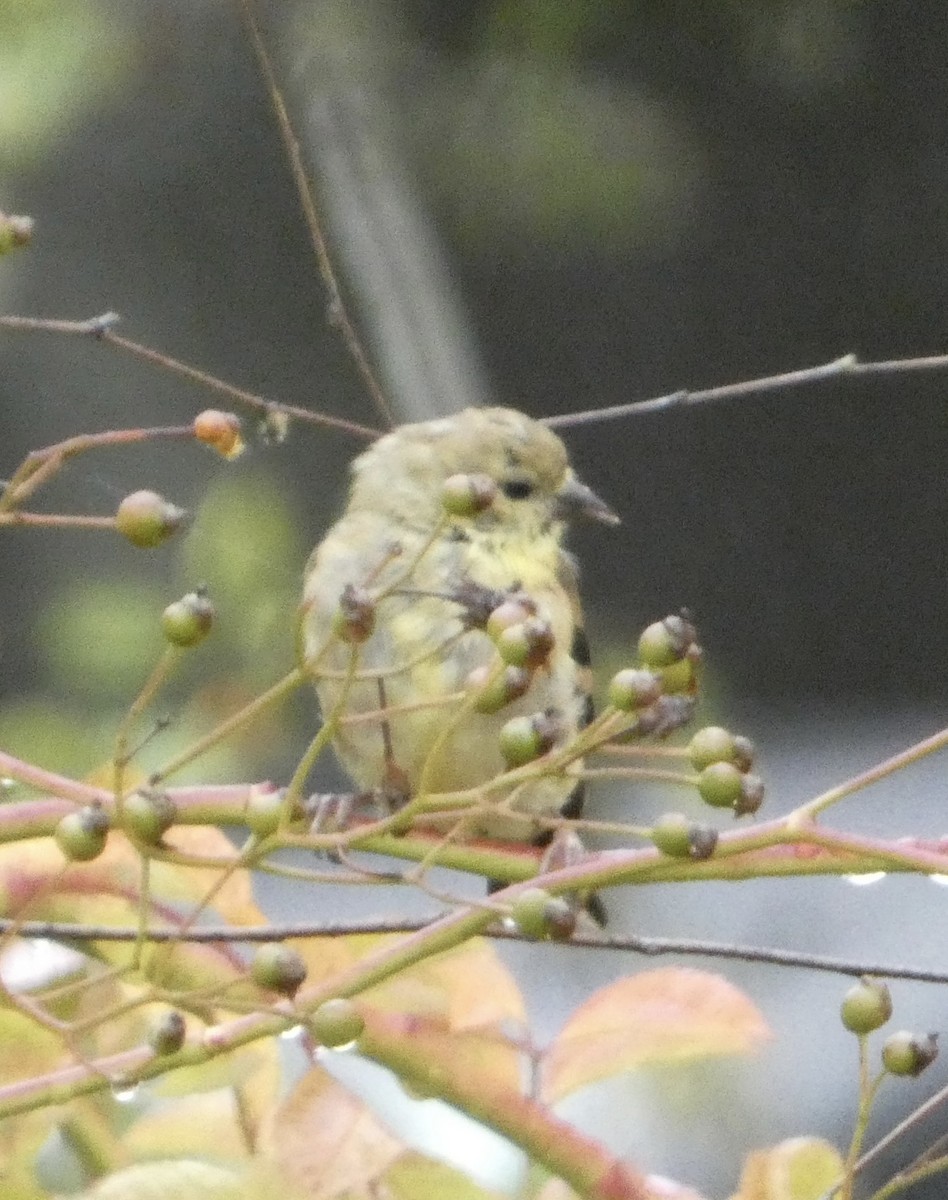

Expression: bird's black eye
xmin=501 ymin=479 xmax=534 ymax=500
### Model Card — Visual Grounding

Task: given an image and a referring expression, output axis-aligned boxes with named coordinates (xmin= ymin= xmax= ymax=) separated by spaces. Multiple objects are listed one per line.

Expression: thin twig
xmin=0 ymin=313 xmax=380 ymax=441
xmin=543 ymin=352 xmax=948 ymax=429
xmin=6 ymin=917 xmax=948 ymax=986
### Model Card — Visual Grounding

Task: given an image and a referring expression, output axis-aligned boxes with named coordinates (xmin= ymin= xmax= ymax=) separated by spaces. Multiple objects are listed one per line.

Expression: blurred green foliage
xmin=0 ymin=467 xmax=311 ymax=788
xmin=0 ymin=0 xmax=134 ymax=169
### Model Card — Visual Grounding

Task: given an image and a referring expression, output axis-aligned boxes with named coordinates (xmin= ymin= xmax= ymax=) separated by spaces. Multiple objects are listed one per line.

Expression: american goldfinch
xmin=300 ymin=406 xmax=618 ymax=851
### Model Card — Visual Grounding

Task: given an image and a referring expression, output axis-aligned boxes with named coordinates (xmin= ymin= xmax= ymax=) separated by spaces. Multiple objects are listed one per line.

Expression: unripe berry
xmin=496 ymin=617 xmax=554 ymax=669
xmin=486 ymin=595 xmax=537 ymax=640
xmin=638 ymin=613 xmax=698 ymax=670
xmin=688 ymin=726 xmax=739 ymax=770
xmin=115 ymin=490 xmax=187 ymax=549
xmin=651 ymin=813 xmax=694 ymax=858
xmin=658 ymin=657 xmax=696 ymax=695
xmin=251 ymin=944 xmax=307 ymax=997
xmin=148 ymin=1009 xmax=187 ymax=1056
xmin=312 ymin=998 xmax=365 ymax=1048
xmin=442 ymin=473 xmax=497 ymax=517
xmin=245 ymin=783 xmax=286 ymax=838
xmin=122 ymin=790 xmax=177 ymax=845
xmin=55 ymin=804 xmax=110 ymax=862
xmin=332 ymin=584 xmax=376 ymax=644
xmin=499 ymin=711 xmax=560 ymax=768
xmin=638 ymin=620 xmax=682 ymax=668
xmin=697 ymin=761 xmax=745 ymax=809
xmin=882 ymin=1031 xmax=939 ymax=1077
xmin=499 ymin=716 xmax=545 ymax=767
xmin=608 ymin=668 xmax=662 ymax=712
xmin=470 ymin=664 xmax=533 ymax=713
xmin=511 ymin=887 xmax=553 ymax=939
xmin=840 ymin=978 xmax=893 ymax=1034
xmin=193 ymin=409 xmax=245 ymax=459
xmin=162 ymin=588 xmax=215 ymax=647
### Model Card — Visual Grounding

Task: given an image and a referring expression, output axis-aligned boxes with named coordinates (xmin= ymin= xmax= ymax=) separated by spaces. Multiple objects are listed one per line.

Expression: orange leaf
xmin=541 ymin=968 xmax=771 ymax=1104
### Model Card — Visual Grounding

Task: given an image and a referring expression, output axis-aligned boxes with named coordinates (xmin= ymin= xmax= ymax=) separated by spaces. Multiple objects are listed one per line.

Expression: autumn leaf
xmin=541 ymin=968 xmax=772 ymax=1104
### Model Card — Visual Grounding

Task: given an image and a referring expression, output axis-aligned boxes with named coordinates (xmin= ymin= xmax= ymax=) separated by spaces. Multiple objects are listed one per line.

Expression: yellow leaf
xmin=541 ymin=968 xmax=772 ymax=1104
xmin=386 ymin=1150 xmax=508 ymax=1199
xmin=731 ymin=1138 xmax=844 ymax=1200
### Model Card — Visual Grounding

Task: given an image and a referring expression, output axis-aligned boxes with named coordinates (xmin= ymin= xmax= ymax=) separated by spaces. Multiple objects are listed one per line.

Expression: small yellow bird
xmin=300 ymin=406 xmax=618 ymax=857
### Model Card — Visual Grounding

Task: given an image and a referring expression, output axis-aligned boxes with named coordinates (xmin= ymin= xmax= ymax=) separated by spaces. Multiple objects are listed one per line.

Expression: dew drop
xmin=324 ymin=1038 xmax=358 ymax=1054
xmin=844 ymin=871 xmax=886 ymax=887
xmin=110 ymin=1081 xmax=141 ymax=1104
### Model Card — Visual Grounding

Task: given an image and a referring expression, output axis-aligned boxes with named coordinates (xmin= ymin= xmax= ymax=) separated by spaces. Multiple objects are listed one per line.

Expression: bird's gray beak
xmin=554 ymin=473 xmax=620 ymax=525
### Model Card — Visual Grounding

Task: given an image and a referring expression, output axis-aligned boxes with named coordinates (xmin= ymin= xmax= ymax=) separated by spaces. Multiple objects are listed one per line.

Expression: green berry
xmin=499 ymin=712 xmax=559 ymax=768
xmin=245 ymin=784 xmax=286 ymax=837
xmin=511 ymin=887 xmax=554 ymax=939
xmin=496 ymin=617 xmax=554 ymax=669
xmin=470 ymin=665 xmax=533 ymax=713
xmin=608 ymin=668 xmax=662 ymax=712
xmin=442 ymin=473 xmax=497 ymax=517
xmin=115 ymin=490 xmax=187 ymax=549
xmin=638 ymin=620 xmax=682 ymax=668
xmin=312 ymin=998 xmax=365 ymax=1048
xmin=651 ymin=813 xmax=694 ymax=858
xmin=251 ymin=944 xmax=307 ymax=997
xmin=499 ymin=716 xmax=544 ymax=767
xmin=148 ymin=1009 xmax=187 ymax=1056
xmin=688 ymin=726 xmax=738 ymax=770
xmin=122 ymin=790 xmax=177 ymax=844
xmin=840 ymin=978 xmax=893 ymax=1034
xmin=161 ymin=588 xmax=215 ymax=647
xmin=486 ymin=595 xmax=537 ymax=639
xmin=658 ymin=657 xmax=695 ymax=695
xmin=55 ymin=804 xmax=110 ymax=862
xmin=697 ymin=761 xmax=745 ymax=809
xmin=882 ymin=1031 xmax=939 ymax=1076
xmin=638 ymin=614 xmax=697 ymax=670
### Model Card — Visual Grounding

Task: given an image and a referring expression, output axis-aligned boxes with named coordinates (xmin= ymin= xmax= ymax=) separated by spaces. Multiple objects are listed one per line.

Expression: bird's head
xmin=347 ymin=407 xmax=619 ymax=537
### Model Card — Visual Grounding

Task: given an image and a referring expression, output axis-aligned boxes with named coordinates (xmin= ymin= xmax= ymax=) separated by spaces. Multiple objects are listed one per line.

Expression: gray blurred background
xmin=2 ymin=1 xmax=948 ymax=1196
